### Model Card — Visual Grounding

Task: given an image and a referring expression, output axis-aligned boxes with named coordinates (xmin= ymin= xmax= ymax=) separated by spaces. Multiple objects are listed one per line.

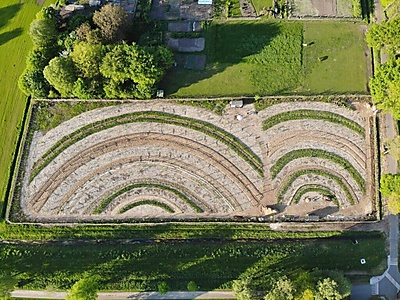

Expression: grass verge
xmin=0 ymin=234 xmax=385 ymax=291
xmin=0 ymin=0 xmax=53 ymax=217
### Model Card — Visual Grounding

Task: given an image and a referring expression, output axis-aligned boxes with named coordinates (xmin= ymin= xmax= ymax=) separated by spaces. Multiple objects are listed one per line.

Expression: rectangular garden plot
xmin=10 ymin=98 xmax=377 ymax=223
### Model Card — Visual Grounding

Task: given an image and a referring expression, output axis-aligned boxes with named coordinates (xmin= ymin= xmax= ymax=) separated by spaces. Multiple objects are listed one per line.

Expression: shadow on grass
xmin=0 ymin=4 xmax=21 ymax=31
xmin=160 ymin=21 xmax=280 ymax=96
xmin=0 ymin=28 xmax=23 ymax=47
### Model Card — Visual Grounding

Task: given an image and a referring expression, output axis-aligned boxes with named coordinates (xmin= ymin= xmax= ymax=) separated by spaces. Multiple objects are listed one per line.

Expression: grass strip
xmin=277 ymin=169 xmax=356 ymax=205
xmin=292 ymin=184 xmax=338 ymax=206
xmin=119 ymin=200 xmax=175 ymax=214
xmin=93 ymin=183 xmax=203 ymax=214
xmin=31 ymin=111 xmax=263 ymax=181
xmin=270 ymin=149 xmax=365 ymax=193
xmin=262 ymin=109 xmax=365 ymax=136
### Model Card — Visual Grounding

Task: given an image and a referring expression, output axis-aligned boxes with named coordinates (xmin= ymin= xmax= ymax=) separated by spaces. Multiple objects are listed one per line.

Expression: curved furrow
xmin=31 ymin=133 xmax=262 ymax=213
xmin=276 ymin=166 xmax=359 ymax=205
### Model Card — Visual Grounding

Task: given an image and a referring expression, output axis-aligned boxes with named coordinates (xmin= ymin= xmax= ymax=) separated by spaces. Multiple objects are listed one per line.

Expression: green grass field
xmin=162 ymin=20 xmax=368 ymax=97
xmin=0 ymin=235 xmax=385 ymax=291
xmin=162 ymin=20 xmax=303 ymax=97
xmin=300 ymin=22 xmax=368 ymax=94
xmin=0 ymin=0 xmax=52 ymax=217
xmin=250 ymin=0 xmax=273 ymax=14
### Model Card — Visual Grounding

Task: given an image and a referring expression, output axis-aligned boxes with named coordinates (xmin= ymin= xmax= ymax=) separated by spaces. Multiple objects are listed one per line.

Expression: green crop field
xmin=0 ymin=235 xmax=385 ymax=291
xmin=301 ymin=21 xmax=368 ymax=94
xmin=0 ymin=0 xmax=52 ymax=217
xmin=162 ymin=20 xmax=368 ymax=97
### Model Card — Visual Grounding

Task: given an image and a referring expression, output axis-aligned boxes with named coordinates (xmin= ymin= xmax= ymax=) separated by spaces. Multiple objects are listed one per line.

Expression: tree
xmin=29 ymin=19 xmax=58 ymax=49
xmin=157 ymin=281 xmax=169 ymax=294
xmin=66 ymin=277 xmax=98 ymax=300
xmin=388 ymin=192 xmax=400 ymax=214
xmin=264 ymin=277 xmax=295 ymax=300
xmin=18 ymin=68 xmax=50 ymax=98
xmin=187 ymin=281 xmax=198 ymax=291
xmin=232 ymin=277 xmax=254 ymax=300
xmin=315 ymin=278 xmax=342 ymax=300
xmin=370 ymin=59 xmax=400 ymax=119
xmin=43 ymin=56 xmax=77 ymax=97
xmin=26 ymin=47 xmax=54 ymax=70
xmin=36 ymin=6 xmax=61 ymax=28
xmin=93 ymin=4 xmax=128 ymax=43
xmin=100 ymin=43 xmax=167 ymax=99
xmin=366 ymin=18 xmax=400 ymax=56
xmin=70 ymin=42 xmax=104 ymax=78
xmin=300 ymin=289 xmax=314 ymax=300
xmin=380 ymin=174 xmax=400 ymax=214
xmin=0 ymin=273 xmax=17 ymax=300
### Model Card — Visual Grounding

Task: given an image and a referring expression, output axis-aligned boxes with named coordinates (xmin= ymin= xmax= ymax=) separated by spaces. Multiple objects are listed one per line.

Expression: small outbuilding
xmin=230 ymin=100 xmax=243 ymax=108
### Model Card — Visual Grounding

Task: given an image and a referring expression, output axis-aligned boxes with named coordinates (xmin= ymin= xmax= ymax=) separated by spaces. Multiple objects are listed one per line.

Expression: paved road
xmin=11 ymin=290 xmax=236 ymax=299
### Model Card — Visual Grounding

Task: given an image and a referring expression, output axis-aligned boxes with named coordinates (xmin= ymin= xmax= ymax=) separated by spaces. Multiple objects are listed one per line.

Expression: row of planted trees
xmin=19 ymin=4 xmax=173 ymax=100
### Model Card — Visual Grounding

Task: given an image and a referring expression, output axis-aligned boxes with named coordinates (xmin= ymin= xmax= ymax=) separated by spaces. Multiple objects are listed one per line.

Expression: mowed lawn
xmin=163 ymin=20 xmax=368 ymax=97
xmin=163 ymin=20 xmax=303 ymax=97
xmin=0 ymin=0 xmax=51 ymax=216
xmin=300 ymin=21 xmax=368 ymax=94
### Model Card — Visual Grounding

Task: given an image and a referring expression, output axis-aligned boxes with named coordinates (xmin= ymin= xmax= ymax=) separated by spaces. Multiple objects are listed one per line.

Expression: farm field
xmin=162 ymin=20 xmax=368 ymax=97
xmin=0 ymin=0 xmax=52 ymax=217
xmin=0 ymin=235 xmax=386 ymax=291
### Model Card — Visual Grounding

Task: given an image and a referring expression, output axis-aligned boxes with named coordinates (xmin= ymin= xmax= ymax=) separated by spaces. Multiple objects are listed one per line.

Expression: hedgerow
xmin=270 ymin=149 xmax=365 ymax=193
xmin=262 ymin=109 xmax=365 ymax=136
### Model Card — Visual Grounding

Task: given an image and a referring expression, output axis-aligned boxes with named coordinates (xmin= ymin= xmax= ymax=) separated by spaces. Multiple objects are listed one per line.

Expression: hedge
xmin=262 ymin=109 xmax=365 ymax=136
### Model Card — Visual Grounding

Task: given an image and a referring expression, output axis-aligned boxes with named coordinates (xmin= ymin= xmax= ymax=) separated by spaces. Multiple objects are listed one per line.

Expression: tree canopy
xmin=370 ymin=59 xmax=400 ymax=118
xmin=381 ymin=174 xmax=400 ymax=214
xmin=93 ymin=4 xmax=128 ymax=43
xmin=20 ymin=5 xmax=173 ymax=99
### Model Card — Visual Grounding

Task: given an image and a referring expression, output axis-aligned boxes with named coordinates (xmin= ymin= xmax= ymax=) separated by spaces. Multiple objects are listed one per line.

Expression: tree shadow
xmin=160 ymin=21 xmax=281 ymax=95
xmin=0 ymin=4 xmax=22 ymax=31
xmin=0 ymin=28 xmax=23 ymax=47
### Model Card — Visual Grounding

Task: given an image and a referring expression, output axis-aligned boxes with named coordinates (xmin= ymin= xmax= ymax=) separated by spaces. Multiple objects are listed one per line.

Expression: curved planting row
xmin=291 ymin=184 xmax=338 ymax=206
xmin=118 ymin=200 xmax=175 ymax=214
xmin=31 ymin=133 xmax=262 ymax=213
xmin=93 ymin=183 xmax=203 ymax=214
xmin=262 ymin=110 xmax=365 ymax=136
xmin=270 ymin=149 xmax=366 ymax=193
xmin=277 ymin=169 xmax=356 ymax=205
xmin=267 ymin=130 xmax=366 ymax=163
xmin=31 ymin=111 xmax=263 ymax=181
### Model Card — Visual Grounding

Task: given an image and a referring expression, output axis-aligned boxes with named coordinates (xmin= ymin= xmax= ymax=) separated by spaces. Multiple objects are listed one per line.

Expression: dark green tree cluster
xmin=366 ymin=18 xmax=400 ymax=118
xmin=19 ymin=4 xmax=173 ymax=99
xmin=232 ymin=270 xmax=351 ymax=300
